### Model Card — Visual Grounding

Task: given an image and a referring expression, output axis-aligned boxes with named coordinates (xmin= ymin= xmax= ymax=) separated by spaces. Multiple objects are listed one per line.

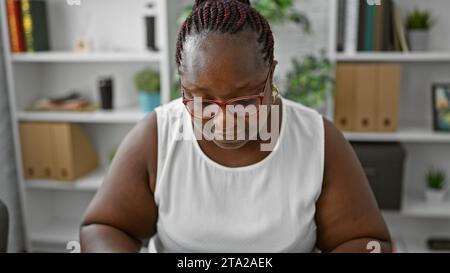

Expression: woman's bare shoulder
xmin=132 ymin=111 xmax=158 ymax=194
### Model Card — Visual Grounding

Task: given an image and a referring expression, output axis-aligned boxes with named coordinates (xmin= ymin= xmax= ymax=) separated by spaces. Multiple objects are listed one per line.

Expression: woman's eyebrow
xmin=237 ymin=80 xmax=267 ymax=90
xmin=181 ymin=84 xmax=210 ymax=92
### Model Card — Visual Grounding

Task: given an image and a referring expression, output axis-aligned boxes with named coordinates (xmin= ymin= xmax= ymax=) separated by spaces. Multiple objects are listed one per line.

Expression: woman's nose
xmin=212 ymin=106 xmax=235 ymax=130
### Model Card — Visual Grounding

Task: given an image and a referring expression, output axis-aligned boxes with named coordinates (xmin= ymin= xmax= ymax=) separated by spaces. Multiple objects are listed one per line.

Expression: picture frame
xmin=432 ymin=83 xmax=450 ymax=132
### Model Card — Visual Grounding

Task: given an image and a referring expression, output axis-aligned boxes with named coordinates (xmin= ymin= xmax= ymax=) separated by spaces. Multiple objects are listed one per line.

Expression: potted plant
xmin=425 ymin=168 xmax=447 ymax=205
xmin=284 ymin=50 xmax=333 ymax=114
xmin=134 ymin=68 xmax=160 ymax=112
xmin=406 ymin=8 xmax=434 ymax=51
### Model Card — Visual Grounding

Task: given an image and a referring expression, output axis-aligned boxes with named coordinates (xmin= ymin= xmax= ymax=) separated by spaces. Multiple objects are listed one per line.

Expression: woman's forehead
xmin=180 ymin=31 xmax=266 ymax=81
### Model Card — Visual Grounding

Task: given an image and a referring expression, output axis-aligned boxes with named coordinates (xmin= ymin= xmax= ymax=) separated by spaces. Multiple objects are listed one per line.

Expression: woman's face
xmin=179 ymin=29 xmax=277 ymax=149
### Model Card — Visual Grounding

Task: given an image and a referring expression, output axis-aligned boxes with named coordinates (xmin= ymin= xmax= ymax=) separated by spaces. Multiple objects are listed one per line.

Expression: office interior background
xmin=1 ymin=0 xmax=450 ymax=253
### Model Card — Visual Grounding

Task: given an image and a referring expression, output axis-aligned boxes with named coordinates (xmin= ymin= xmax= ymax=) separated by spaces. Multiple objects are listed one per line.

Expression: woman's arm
xmin=80 ymin=112 xmax=158 ymax=252
xmin=315 ymin=119 xmax=392 ymax=253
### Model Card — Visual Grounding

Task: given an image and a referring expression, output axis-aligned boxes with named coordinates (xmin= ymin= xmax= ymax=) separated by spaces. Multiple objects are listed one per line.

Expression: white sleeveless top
xmin=148 ymin=97 xmax=325 ymax=253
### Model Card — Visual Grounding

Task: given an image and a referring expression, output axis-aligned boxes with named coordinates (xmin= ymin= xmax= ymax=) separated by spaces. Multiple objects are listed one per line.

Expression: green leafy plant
xmin=284 ymin=50 xmax=333 ymax=108
xmin=426 ymin=168 xmax=447 ymax=190
xmin=252 ymin=0 xmax=310 ymax=32
xmin=406 ymin=8 xmax=434 ymax=30
xmin=134 ymin=68 xmax=160 ymax=93
xmin=178 ymin=0 xmax=310 ymax=32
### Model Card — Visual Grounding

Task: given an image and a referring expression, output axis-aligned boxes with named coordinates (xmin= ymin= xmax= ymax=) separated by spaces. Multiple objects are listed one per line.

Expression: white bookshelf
xmin=330 ymin=0 xmax=450 ymax=252
xmin=336 ymin=52 xmax=450 ymax=62
xmin=17 ymin=108 xmax=146 ymax=124
xmin=11 ymin=51 xmax=163 ymax=63
xmin=402 ymin=195 xmax=450 ymax=218
xmin=0 ymin=0 xmax=173 ymax=252
xmin=26 ymin=169 xmax=104 ymax=192
xmin=344 ymin=129 xmax=450 ymax=143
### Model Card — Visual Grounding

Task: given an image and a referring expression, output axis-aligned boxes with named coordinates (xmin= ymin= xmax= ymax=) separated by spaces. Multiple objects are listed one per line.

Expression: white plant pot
xmin=425 ymin=189 xmax=446 ymax=205
xmin=408 ymin=30 xmax=429 ymax=51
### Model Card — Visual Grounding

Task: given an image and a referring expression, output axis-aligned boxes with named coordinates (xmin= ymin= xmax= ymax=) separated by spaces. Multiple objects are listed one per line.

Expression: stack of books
xmin=337 ymin=0 xmax=409 ymax=53
xmin=6 ymin=0 xmax=50 ymax=53
xmin=32 ymin=93 xmax=97 ymax=112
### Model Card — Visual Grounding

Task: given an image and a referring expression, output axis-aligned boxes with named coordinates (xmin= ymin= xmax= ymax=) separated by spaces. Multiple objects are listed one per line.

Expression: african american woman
xmin=80 ymin=0 xmax=392 ymax=253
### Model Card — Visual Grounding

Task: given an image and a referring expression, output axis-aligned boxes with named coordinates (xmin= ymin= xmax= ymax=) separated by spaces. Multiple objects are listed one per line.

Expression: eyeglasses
xmin=182 ymin=65 xmax=272 ymax=120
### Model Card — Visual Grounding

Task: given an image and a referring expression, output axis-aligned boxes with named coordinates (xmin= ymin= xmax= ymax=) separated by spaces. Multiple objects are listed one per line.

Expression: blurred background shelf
xmin=17 ymin=108 xmax=147 ymax=124
xmin=344 ymin=129 xmax=450 ymax=143
xmin=26 ymin=169 xmax=104 ymax=192
xmin=402 ymin=195 xmax=450 ymax=218
xmin=29 ymin=221 xmax=78 ymax=245
xmin=10 ymin=51 xmax=162 ymax=63
xmin=335 ymin=52 xmax=450 ymax=62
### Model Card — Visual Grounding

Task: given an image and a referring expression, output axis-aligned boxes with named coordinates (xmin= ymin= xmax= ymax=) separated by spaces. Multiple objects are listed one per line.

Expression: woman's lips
xmin=213 ymin=139 xmax=244 ymax=144
xmin=212 ymin=128 xmax=247 ymax=140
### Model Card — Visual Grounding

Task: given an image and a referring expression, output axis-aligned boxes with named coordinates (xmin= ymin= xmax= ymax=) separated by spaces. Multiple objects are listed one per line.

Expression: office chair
xmin=0 ymin=199 xmax=8 ymax=253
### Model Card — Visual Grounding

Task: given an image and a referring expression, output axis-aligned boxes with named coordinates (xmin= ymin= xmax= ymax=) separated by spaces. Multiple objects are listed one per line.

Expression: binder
xmin=6 ymin=0 xmax=25 ymax=52
xmin=21 ymin=0 xmax=50 ymax=52
xmin=50 ymin=123 xmax=98 ymax=181
xmin=50 ymin=123 xmax=72 ymax=180
xmin=363 ymin=4 xmax=376 ymax=51
xmin=19 ymin=122 xmax=98 ymax=181
xmin=19 ymin=122 xmax=55 ymax=179
xmin=334 ymin=63 xmax=356 ymax=131
xmin=382 ymin=0 xmax=395 ymax=51
xmin=374 ymin=3 xmax=383 ymax=51
xmin=354 ymin=64 xmax=377 ymax=132
xmin=19 ymin=122 xmax=39 ymax=179
xmin=376 ymin=64 xmax=402 ymax=132
xmin=392 ymin=1 xmax=409 ymax=52
xmin=357 ymin=0 xmax=366 ymax=51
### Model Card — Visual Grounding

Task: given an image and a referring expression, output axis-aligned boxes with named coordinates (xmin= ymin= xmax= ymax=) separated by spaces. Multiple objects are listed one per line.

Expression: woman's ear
xmin=271 ymin=60 xmax=278 ymax=74
xmin=269 ymin=59 xmax=278 ymax=85
xmin=270 ymin=60 xmax=279 ymax=103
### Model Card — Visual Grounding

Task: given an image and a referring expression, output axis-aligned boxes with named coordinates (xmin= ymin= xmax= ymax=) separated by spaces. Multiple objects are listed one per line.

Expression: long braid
xmin=175 ymin=0 xmax=274 ymax=67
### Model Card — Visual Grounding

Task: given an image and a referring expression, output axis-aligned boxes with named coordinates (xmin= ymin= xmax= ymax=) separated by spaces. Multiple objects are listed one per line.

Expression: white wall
xmin=46 ymin=0 xmax=157 ymax=52
xmin=272 ymin=0 xmax=330 ymax=88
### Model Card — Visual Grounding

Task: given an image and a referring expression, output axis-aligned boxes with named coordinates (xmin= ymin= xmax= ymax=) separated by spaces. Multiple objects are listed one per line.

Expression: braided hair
xmin=175 ymin=0 xmax=274 ymax=68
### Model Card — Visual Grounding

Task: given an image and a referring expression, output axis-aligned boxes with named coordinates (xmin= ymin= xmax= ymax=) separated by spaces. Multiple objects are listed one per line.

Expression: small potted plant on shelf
xmin=406 ymin=8 xmax=434 ymax=51
xmin=425 ymin=168 xmax=447 ymax=205
xmin=134 ymin=68 xmax=160 ymax=112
